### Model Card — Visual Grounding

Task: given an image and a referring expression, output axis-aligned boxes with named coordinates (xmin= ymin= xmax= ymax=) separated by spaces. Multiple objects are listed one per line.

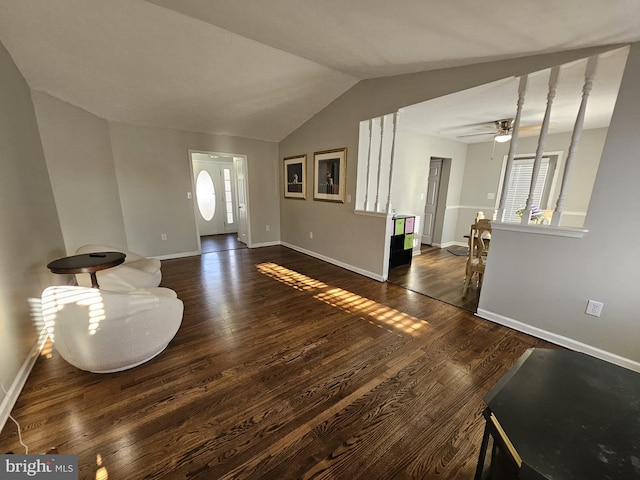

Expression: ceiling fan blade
xmin=456 ymin=132 xmax=495 ymax=138
xmin=519 ymin=121 xmax=556 ymax=133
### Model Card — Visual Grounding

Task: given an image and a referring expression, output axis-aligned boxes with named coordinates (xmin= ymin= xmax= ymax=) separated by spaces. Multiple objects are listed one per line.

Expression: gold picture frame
xmin=313 ymin=148 xmax=346 ymax=203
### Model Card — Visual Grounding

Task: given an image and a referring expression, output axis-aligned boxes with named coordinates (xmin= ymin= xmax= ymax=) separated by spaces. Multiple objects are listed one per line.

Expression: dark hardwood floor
xmin=0 ymin=246 xmax=552 ymax=479
xmin=388 ymin=245 xmax=481 ymax=312
xmin=201 ymin=233 xmax=247 ymax=253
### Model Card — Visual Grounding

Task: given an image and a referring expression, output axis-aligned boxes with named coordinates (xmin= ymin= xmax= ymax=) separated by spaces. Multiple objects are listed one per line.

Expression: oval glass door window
xmin=196 ymin=170 xmax=216 ymax=221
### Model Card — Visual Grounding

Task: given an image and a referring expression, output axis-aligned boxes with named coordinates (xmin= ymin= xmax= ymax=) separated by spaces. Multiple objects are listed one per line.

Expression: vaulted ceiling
xmin=0 ymin=0 xmax=638 ymax=142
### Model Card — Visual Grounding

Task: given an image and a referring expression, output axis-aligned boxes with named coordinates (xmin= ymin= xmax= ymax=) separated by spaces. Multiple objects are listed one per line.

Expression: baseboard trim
xmin=432 ymin=241 xmax=467 ymax=248
xmin=281 ymin=242 xmax=384 ymax=282
xmin=0 ymin=327 xmax=49 ymax=433
xmin=476 ymin=308 xmax=640 ymax=372
xmin=249 ymin=241 xmax=281 ymax=248
xmin=155 ymin=250 xmax=200 ymax=260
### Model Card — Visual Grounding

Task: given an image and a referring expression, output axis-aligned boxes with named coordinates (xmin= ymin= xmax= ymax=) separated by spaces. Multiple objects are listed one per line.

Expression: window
xmin=501 ymin=154 xmax=559 ymax=222
xmin=223 ymin=167 xmax=234 ymax=225
xmin=196 ymin=170 xmax=216 ymax=221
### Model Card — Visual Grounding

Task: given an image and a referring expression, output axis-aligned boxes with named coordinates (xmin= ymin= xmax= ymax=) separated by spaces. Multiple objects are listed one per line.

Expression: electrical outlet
xmin=266 ymin=225 xmax=270 ymax=232
xmin=161 ymin=234 xmax=167 ymax=241
xmin=586 ymin=300 xmax=604 ymax=317
xmin=309 ymin=231 xmax=313 ymax=239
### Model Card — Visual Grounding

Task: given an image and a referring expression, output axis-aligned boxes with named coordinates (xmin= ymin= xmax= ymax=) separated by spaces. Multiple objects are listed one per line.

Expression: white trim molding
xmin=490 ymin=221 xmax=588 ymax=238
xmin=1 ymin=327 xmax=49 ymax=432
xmin=477 ymin=308 xmax=640 ymax=373
xmin=249 ymin=241 xmax=281 ymax=248
xmin=432 ymin=241 xmax=467 ymax=248
xmin=354 ymin=210 xmax=390 ymax=218
xmin=154 ymin=250 xmax=200 ymax=260
xmin=281 ymin=242 xmax=384 ymax=282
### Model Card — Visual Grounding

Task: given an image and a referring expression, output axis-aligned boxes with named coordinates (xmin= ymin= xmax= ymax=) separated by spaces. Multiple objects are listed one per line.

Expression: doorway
xmin=190 ymin=151 xmax=250 ymax=253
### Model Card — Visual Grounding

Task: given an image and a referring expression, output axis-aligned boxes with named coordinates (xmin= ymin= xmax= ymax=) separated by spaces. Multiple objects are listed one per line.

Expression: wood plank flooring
xmin=201 ymin=233 xmax=247 ymax=253
xmin=387 ymin=246 xmax=481 ymax=312
xmin=0 ymin=246 xmax=553 ymax=479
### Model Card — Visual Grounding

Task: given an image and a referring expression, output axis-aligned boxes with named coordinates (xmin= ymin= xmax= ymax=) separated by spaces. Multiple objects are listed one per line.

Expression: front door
xmin=193 ymin=158 xmax=237 ymax=236
xmin=421 ymin=158 xmax=442 ymax=245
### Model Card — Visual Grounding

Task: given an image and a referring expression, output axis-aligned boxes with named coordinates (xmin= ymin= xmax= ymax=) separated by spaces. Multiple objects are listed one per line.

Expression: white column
xmin=374 ymin=116 xmax=384 ymax=212
xmin=497 ymin=75 xmax=528 ymax=222
xmin=364 ymin=119 xmax=373 ymax=211
xmin=522 ymin=66 xmax=560 ymax=225
xmin=385 ymin=112 xmax=399 ymax=213
xmin=551 ymin=56 xmax=599 ymax=227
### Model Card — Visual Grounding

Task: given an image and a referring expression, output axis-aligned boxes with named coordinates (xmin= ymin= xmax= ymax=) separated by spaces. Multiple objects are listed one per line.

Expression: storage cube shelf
xmin=389 ymin=215 xmax=415 ymax=268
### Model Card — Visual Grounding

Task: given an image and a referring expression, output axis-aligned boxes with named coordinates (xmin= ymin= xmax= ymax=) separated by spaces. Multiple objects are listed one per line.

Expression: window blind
xmin=504 ymin=158 xmax=549 ymax=222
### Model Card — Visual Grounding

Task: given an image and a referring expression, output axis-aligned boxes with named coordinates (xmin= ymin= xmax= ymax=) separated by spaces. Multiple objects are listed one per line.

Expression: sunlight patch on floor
xmin=256 ymin=262 xmax=328 ymax=291
xmin=256 ymin=262 xmax=428 ymax=336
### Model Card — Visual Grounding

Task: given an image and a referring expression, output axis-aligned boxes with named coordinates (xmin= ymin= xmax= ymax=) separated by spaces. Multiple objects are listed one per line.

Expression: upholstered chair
xmin=41 ymin=285 xmax=183 ymax=373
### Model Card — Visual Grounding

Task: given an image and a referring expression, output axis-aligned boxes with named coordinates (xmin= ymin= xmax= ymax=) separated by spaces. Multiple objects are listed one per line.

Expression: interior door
xmin=421 ymin=158 xmax=442 ymax=245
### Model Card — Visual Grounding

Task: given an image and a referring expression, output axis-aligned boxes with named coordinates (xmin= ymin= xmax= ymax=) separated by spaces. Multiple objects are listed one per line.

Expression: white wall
xmin=0 ymin=41 xmax=65 ymax=427
xmin=479 ymin=43 xmax=640 ymax=369
xmin=32 ymin=92 xmax=127 ymax=255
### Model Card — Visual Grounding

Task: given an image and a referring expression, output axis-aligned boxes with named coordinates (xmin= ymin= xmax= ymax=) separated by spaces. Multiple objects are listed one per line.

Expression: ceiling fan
xmin=456 ymin=119 xmax=515 ymax=143
xmin=454 ymin=118 xmax=549 ymax=143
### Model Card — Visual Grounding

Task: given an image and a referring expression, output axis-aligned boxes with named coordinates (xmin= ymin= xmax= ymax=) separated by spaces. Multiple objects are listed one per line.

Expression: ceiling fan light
xmin=495 ymin=133 xmax=512 ymax=143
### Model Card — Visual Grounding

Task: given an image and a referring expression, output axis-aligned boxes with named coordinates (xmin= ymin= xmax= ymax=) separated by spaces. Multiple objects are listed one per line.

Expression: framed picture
xmin=283 ymin=154 xmax=306 ymax=199
xmin=313 ymin=148 xmax=347 ymax=203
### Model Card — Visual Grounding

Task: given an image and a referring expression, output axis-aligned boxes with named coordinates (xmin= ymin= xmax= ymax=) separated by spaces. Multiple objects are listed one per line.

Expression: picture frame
xmin=313 ymin=148 xmax=347 ymax=203
xmin=283 ymin=154 xmax=307 ymax=199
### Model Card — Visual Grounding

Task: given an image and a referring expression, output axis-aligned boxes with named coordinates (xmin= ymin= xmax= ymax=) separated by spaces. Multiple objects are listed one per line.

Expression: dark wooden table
xmin=475 ymin=348 xmax=640 ymax=479
xmin=47 ymin=252 xmax=126 ymax=288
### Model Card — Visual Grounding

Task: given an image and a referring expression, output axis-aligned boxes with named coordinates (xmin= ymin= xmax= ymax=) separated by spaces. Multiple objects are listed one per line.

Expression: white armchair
xmin=75 ymin=244 xmax=161 ymax=291
xmin=41 ymin=285 xmax=183 ymax=373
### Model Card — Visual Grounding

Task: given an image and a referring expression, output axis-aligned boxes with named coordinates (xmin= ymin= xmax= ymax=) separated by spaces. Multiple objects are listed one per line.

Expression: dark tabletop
xmin=47 ymin=251 xmax=126 ymax=274
xmin=485 ymin=348 xmax=640 ymax=480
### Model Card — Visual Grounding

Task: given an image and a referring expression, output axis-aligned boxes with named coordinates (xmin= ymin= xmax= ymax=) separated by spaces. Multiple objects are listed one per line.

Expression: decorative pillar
xmin=374 ymin=116 xmax=384 ymax=212
xmin=551 ymin=56 xmax=599 ymax=227
xmin=497 ymin=75 xmax=528 ymax=222
xmin=522 ymin=66 xmax=560 ymax=225
xmin=364 ymin=119 xmax=373 ymax=211
xmin=385 ymin=112 xmax=399 ymax=213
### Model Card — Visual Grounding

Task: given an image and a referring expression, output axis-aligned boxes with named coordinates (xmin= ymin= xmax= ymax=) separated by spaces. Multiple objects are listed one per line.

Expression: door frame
xmin=188 ymin=150 xmax=251 ymax=253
